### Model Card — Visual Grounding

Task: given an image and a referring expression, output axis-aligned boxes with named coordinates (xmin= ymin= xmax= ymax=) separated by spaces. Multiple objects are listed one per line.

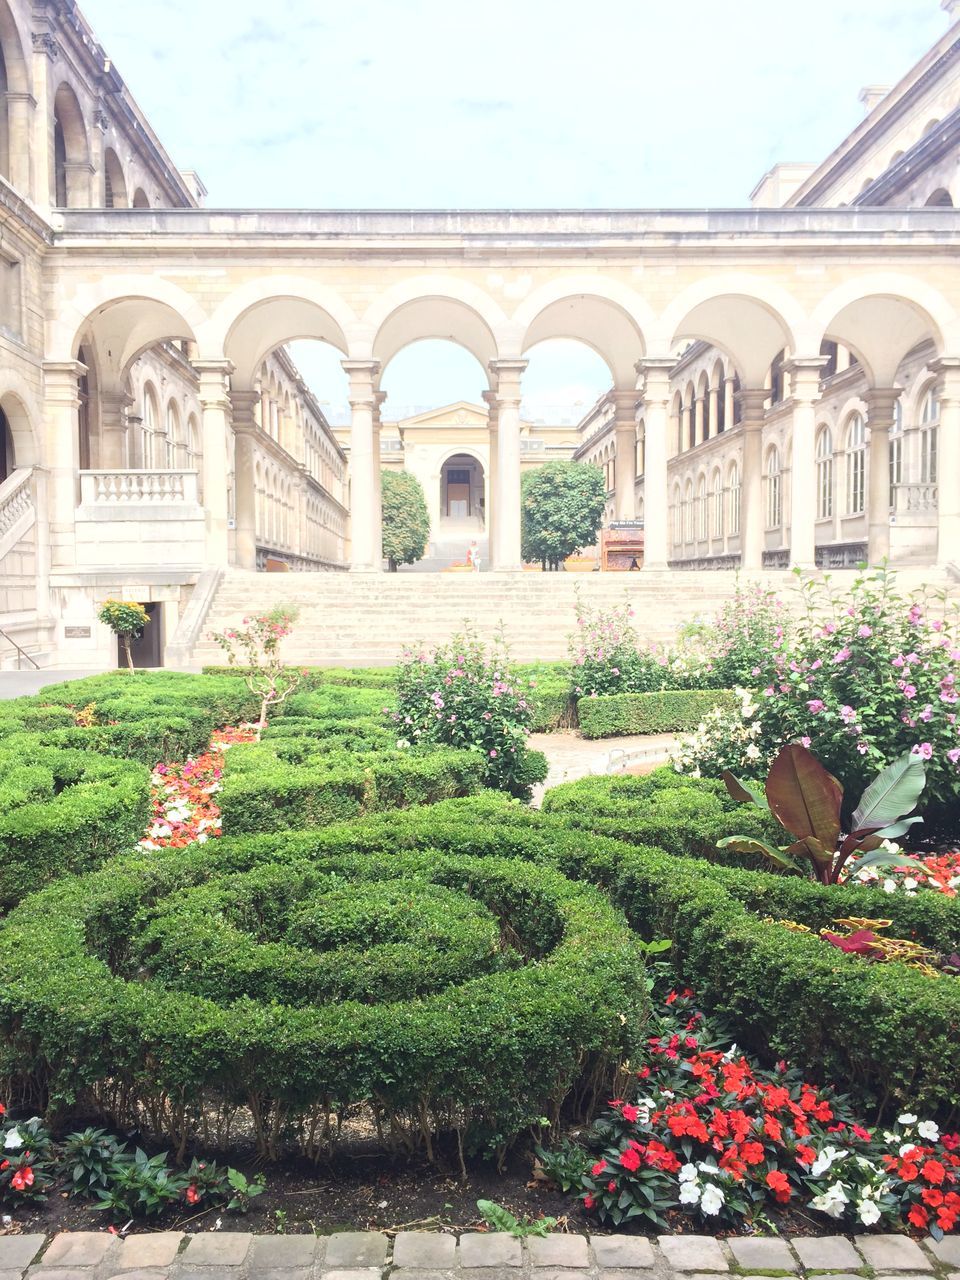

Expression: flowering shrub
xmin=210 ymin=606 xmax=302 ymax=728
xmin=847 ymin=849 xmax=960 ymax=897
xmin=0 ymin=1108 xmax=52 ymax=1204
xmin=394 ymin=632 xmax=547 ymax=799
xmin=97 ymin=599 xmax=150 ymax=671
xmin=676 ymin=570 xmax=960 ymax=838
xmin=685 ymin=581 xmax=792 ymax=689
xmin=562 ymin=990 xmax=960 ymax=1236
xmin=139 ymin=724 xmax=257 ymax=851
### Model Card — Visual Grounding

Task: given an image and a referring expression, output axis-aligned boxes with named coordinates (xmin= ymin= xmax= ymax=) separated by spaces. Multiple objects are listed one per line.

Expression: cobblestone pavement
xmin=2 ymin=1229 xmax=958 ymax=1280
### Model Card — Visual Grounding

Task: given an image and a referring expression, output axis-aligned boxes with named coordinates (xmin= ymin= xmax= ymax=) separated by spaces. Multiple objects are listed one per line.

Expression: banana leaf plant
xmin=718 ymin=743 xmax=926 ymax=885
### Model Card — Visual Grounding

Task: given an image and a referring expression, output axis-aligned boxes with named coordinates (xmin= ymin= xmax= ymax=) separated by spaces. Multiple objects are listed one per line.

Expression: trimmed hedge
xmin=0 ymin=740 xmax=151 ymax=908
xmin=0 ymin=832 xmax=648 ymax=1158
xmin=577 ymin=688 xmax=737 ymax=738
xmin=245 ymin=795 xmax=960 ymax=1117
xmin=220 ymin=739 xmax=487 ymax=835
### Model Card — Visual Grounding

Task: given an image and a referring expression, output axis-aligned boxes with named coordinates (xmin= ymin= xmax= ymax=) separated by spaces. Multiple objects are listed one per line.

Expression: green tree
xmin=97 ymin=599 xmax=149 ymax=671
xmin=381 ymin=470 xmax=430 ymax=571
xmin=521 ymin=461 xmax=606 ymax=570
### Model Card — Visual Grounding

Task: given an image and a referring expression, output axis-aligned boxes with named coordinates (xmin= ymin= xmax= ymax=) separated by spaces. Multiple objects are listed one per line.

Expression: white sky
xmin=80 ymin=0 xmax=950 ymax=418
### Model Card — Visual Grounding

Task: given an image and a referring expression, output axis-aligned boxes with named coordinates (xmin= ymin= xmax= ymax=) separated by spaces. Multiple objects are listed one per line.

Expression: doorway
xmin=440 ymin=453 xmax=485 ymax=526
xmin=119 ymin=602 xmax=162 ymax=668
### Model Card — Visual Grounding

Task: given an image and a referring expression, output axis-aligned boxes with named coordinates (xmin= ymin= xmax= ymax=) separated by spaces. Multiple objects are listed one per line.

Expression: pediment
xmin=394 ymin=401 xmax=489 ymax=428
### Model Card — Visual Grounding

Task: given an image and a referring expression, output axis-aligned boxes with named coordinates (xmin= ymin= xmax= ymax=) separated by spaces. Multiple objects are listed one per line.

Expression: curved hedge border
xmin=577 ymin=689 xmax=736 ymax=738
xmin=0 ymin=833 xmax=648 ymax=1159
xmin=0 ymin=741 xmax=150 ymax=909
xmin=244 ymin=793 xmax=960 ymax=1117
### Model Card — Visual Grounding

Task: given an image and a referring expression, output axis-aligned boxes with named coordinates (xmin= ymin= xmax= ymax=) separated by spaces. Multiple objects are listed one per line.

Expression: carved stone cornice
xmin=31 ymin=31 xmax=60 ymax=59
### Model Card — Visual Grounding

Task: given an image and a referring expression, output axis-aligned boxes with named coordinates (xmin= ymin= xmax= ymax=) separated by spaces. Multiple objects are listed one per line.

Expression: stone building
xmin=2 ymin=0 xmax=960 ymax=668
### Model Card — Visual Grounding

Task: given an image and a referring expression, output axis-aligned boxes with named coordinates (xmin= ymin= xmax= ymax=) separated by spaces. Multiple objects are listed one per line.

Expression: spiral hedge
xmin=253 ymin=792 xmax=960 ymax=1118
xmin=0 ymin=826 xmax=648 ymax=1159
xmin=0 ymin=740 xmax=151 ymax=909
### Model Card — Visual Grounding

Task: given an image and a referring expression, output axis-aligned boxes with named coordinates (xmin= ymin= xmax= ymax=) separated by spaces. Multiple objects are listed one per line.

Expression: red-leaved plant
xmin=719 ymin=743 xmax=926 ymax=884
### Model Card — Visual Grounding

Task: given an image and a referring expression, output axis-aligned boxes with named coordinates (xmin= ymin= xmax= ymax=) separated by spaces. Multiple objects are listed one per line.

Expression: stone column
xmin=613 ymin=390 xmax=638 ymax=521
xmin=708 ymin=384 xmax=720 ymax=440
xmin=482 ymin=388 xmax=498 ymax=557
xmin=694 ymin=394 xmax=705 ymax=447
xmin=636 ymin=359 xmax=675 ymax=570
xmin=864 ymin=386 xmax=902 ymax=566
xmin=228 ymin=390 xmax=260 ymax=570
xmin=373 ymin=390 xmax=387 ymax=561
xmin=737 ymin=387 xmax=769 ymax=570
xmin=342 ymin=359 xmax=382 ymax=572
xmin=98 ymin=390 xmax=133 ymax=469
xmin=489 ymin=359 xmax=527 ymax=570
xmin=41 ymin=360 xmax=84 ymax=570
xmin=30 ymin=32 xmax=55 ymax=208
xmin=724 ymin=377 xmax=735 ymax=432
xmin=195 ymin=361 xmax=234 ymax=566
xmin=680 ymin=400 xmax=692 ymax=452
xmin=787 ymin=358 xmax=828 ymax=569
xmin=931 ymin=358 xmax=960 ymax=566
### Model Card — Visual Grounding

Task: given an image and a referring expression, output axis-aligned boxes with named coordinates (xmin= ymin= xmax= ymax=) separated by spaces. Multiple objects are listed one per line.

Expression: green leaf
xmin=851 ymin=750 xmax=926 ymax=833
xmin=765 ymin=744 xmax=843 ymax=848
xmin=848 ymin=848 xmax=926 ymax=873
xmin=722 ymin=770 xmax=769 ymax=810
xmin=717 ymin=835 xmax=799 ymax=871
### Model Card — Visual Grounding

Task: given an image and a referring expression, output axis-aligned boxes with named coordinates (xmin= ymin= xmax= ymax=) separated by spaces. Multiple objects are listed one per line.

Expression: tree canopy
xmin=381 ymin=470 xmax=430 ymax=571
xmin=521 ymin=461 xmax=607 ymax=570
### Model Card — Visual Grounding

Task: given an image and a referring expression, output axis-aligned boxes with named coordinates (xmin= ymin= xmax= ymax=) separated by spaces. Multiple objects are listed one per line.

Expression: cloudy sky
xmin=80 ymin=0 xmax=950 ymax=417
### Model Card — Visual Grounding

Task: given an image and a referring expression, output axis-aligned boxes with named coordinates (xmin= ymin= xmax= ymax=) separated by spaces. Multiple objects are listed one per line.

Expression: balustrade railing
xmin=79 ymin=469 xmax=199 ymax=505
xmin=892 ymin=482 xmax=938 ymax=514
xmin=0 ymin=468 xmax=35 ymax=556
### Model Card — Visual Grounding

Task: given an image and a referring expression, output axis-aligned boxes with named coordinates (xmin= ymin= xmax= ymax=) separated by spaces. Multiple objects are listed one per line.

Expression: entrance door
xmin=120 ymin=602 xmax=162 ymax=668
xmin=446 ymin=467 xmax=471 ymax=517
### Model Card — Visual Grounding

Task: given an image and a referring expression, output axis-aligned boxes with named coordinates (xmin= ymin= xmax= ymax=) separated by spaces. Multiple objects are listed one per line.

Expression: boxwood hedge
xmin=0 ymin=831 xmax=648 ymax=1160
xmin=0 ymin=740 xmax=151 ymax=908
xmin=577 ymin=689 xmax=736 ymax=738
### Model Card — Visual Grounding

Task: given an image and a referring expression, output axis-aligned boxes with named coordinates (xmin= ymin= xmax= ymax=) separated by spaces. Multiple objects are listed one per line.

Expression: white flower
xmin=810 ymin=1146 xmax=847 ymax=1177
xmin=679 ymin=1181 xmax=701 ymax=1205
xmin=699 ymin=1183 xmax=725 ymax=1216
xmin=721 ymin=1044 xmax=739 ymax=1062
xmin=918 ymin=1120 xmax=941 ymax=1142
xmin=882 ymin=879 xmax=897 ymax=893
xmin=900 ymin=1142 xmax=921 ymax=1158
xmin=903 ymin=877 xmax=918 ymax=890
xmin=3 ymin=1128 xmax=22 ymax=1150
xmin=858 ymin=1197 xmax=881 ymax=1226
xmin=745 ymin=744 xmax=761 ymax=760
xmin=811 ymin=1181 xmax=849 ymax=1219
xmin=679 ymin=1163 xmax=699 ymax=1184
xmin=898 ymin=1113 xmax=918 ymax=1128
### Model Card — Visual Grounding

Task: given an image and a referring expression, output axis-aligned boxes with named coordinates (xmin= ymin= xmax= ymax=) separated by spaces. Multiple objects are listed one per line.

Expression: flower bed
xmin=0 ymin=740 xmax=151 ymax=909
xmin=139 ymin=725 xmax=257 ymax=851
xmin=0 ymin=835 xmax=648 ymax=1163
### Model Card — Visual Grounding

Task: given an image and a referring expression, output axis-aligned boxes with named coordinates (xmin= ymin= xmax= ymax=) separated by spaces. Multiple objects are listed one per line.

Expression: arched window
xmin=132 ymin=188 xmax=150 ymax=208
xmin=672 ymin=484 xmax=682 ymax=548
xmin=816 ymin=426 xmax=834 ymax=520
xmin=712 ymin=469 xmax=723 ymax=538
xmin=53 ymin=84 xmax=89 ymax=208
xmin=683 ymin=480 xmax=694 ymax=543
xmin=920 ymin=387 xmax=939 ymax=485
xmin=925 ymin=188 xmax=954 ymax=207
xmin=103 ymin=147 xmax=128 ymax=208
xmin=186 ymin=413 xmax=201 ymax=469
xmin=765 ymin=446 xmax=782 ymax=529
xmin=142 ymin=385 xmax=159 ymax=468
xmin=165 ymin=401 xmax=180 ymax=468
xmin=686 ymin=384 xmax=696 ymax=449
xmin=672 ymin=392 xmax=683 ymax=453
xmin=728 ymin=461 xmax=741 ymax=536
xmin=696 ymin=475 xmax=708 ymax=541
xmin=845 ymin=413 xmax=866 ymax=515
xmin=889 ymin=399 xmax=903 ymax=509
xmin=769 ymin=350 xmax=787 ymax=405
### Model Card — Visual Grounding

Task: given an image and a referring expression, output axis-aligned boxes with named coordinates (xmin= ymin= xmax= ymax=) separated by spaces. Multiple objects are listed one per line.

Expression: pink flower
xmin=801 ymin=736 xmax=812 ymax=748
xmin=948 ymin=748 xmax=960 ymax=766
xmin=919 ymin=705 xmax=934 ymax=723
xmin=892 ymin=655 xmax=906 ymax=668
xmin=903 ymin=685 xmax=917 ymax=700
xmin=833 ymin=648 xmax=851 ymax=664
xmin=489 ymin=749 xmax=498 ymax=758
xmin=857 ymin=624 xmax=873 ymax=638
xmin=913 ymin=743 xmax=934 ymax=761
xmin=807 ymin=699 xmax=825 ymax=713
xmin=840 ymin=706 xmax=857 ymax=724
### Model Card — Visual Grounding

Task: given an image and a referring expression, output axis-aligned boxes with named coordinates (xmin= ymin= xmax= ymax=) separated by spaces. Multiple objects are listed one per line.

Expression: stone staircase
xmin=184 ymin=566 xmax=956 ymax=668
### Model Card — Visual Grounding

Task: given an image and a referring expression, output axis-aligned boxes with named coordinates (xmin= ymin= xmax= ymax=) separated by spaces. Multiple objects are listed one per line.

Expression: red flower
xmin=795 ymin=1145 xmax=815 ymax=1167
xmin=606 ymin=1180 xmax=616 ymax=1193
xmin=186 ymin=1183 xmax=200 ymax=1205
xmin=766 ymin=1170 xmax=791 ymax=1203
xmin=922 ymin=1188 xmax=944 ymax=1207
xmin=10 ymin=1166 xmax=33 ymax=1192
xmin=619 ymin=1147 xmax=642 ymax=1173
xmin=583 ymin=1194 xmax=596 ymax=1210
xmin=908 ymin=1203 xmax=930 ymax=1230
xmin=763 ymin=1114 xmax=783 ymax=1142
xmin=741 ymin=1142 xmax=765 ymax=1166
xmin=665 ymin=991 xmax=678 ymax=1005
xmin=591 ymin=1160 xmax=607 ymax=1177
xmin=942 ymin=1133 xmax=960 ymax=1152
xmin=0 ymin=1103 xmax=5 ymax=1115
xmin=900 ymin=1162 xmax=919 ymax=1182
xmin=851 ymin=1124 xmax=872 ymax=1142
xmin=0 ymin=1160 xmax=8 ymax=1171
xmin=922 ymin=1159 xmax=946 ymax=1186
xmin=620 ymin=1104 xmax=639 ymax=1123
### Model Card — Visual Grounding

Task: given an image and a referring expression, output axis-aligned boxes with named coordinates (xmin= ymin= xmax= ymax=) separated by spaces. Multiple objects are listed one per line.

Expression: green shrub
xmin=577 ymin=689 xmax=737 ymax=738
xmin=0 ymin=740 xmax=150 ymax=908
xmin=0 ymin=835 xmax=648 ymax=1161
xmin=515 ymin=664 xmax=576 ymax=731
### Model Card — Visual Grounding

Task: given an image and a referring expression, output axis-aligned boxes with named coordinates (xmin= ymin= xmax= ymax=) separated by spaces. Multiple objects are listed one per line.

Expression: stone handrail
xmin=893 ymin=481 xmax=938 ymax=513
xmin=0 ymin=467 xmax=35 ymax=561
xmin=79 ymin=469 xmax=199 ymax=504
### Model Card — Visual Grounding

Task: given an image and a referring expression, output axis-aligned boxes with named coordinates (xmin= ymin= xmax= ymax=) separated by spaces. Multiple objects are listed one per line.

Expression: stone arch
xmin=0 ymin=0 xmax=29 ymax=186
xmin=132 ymin=188 xmax=150 ymax=208
xmin=811 ymin=275 xmax=953 ymax=385
xmin=53 ymin=82 xmax=89 ymax=208
xmin=660 ymin=277 xmax=804 ymax=388
xmin=103 ymin=147 xmax=128 ymax=208
xmin=368 ymin=285 xmax=504 ymax=383
xmin=0 ymin=373 xmax=40 ymax=467
xmin=925 ymin=187 xmax=954 ymax=207
xmin=514 ymin=277 xmax=650 ymax=389
xmin=55 ymin=278 xmax=206 ymax=373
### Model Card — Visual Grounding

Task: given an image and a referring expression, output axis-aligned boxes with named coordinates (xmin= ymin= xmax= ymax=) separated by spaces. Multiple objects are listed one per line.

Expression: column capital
xmin=228 ymin=388 xmax=261 ymax=427
xmin=489 ymin=359 xmax=527 ymax=404
xmin=195 ymin=360 xmax=235 ymax=407
xmin=735 ymin=386 xmax=769 ymax=424
xmin=862 ymin=386 xmax=903 ymax=417
xmin=635 ymin=358 xmax=676 ymax=402
xmin=929 ymin=357 xmax=960 ymax=401
xmin=341 ymin=359 xmax=381 ymax=407
xmin=611 ymin=389 xmax=640 ymax=422
xmin=42 ymin=360 xmax=86 ymax=406
xmin=786 ymin=356 xmax=830 ymax=401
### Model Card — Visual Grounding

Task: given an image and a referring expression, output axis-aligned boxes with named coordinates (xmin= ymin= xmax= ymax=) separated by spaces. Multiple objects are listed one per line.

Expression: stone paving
xmin=1 ymin=1230 xmax=959 ymax=1280
xmin=529 ymin=731 xmax=677 ymax=805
